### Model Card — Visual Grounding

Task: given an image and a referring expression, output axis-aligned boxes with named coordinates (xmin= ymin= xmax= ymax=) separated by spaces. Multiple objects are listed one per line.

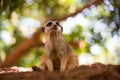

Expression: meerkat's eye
xmin=56 ymin=22 xmax=60 ymax=25
xmin=47 ymin=22 xmax=52 ymax=27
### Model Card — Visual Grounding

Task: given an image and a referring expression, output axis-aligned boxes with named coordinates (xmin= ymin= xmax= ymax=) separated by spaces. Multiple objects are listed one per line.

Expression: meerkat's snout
xmin=51 ymin=23 xmax=57 ymax=30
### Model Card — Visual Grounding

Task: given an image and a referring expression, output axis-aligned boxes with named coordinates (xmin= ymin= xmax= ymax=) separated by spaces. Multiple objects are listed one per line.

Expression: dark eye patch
xmin=47 ymin=22 xmax=52 ymax=27
xmin=56 ymin=22 xmax=60 ymax=25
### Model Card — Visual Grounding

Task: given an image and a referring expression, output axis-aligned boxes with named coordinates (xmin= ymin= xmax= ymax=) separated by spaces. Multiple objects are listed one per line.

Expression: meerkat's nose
xmin=53 ymin=25 xmax=57 ymax=28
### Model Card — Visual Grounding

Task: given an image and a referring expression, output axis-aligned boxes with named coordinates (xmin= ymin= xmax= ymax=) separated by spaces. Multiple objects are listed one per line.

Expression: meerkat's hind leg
xmin=60 ymin=57 xmax=68 ymax=71
xmin=46 ymin=58 xmax=54 ymax=71
xmin=66 ymin=55 xmax=79 ymax=71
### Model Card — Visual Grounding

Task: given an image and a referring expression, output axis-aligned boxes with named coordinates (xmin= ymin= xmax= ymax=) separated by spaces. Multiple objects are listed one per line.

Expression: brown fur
xmin=33 ymin=20 xmax=79 ymax=72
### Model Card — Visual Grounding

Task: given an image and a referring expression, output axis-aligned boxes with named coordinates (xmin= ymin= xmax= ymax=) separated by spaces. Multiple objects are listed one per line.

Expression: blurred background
xmin=0 ymin=0 xmax=120 ymax=68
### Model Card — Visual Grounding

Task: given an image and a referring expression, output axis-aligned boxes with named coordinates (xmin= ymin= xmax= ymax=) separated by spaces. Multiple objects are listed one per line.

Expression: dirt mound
xmin=0 ymin=63 xmax=120 ymax=80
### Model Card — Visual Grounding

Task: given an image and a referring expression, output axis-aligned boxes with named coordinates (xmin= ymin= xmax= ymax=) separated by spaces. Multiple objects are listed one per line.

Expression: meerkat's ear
xmin=42 ymin=27 xmax=45 ymax=33
xmin=61 ymin=26 xmax=63 ymax=32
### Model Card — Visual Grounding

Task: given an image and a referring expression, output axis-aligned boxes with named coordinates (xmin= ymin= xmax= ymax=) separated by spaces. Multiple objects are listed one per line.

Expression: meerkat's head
xmin=42 ymin=20 xmax=63 ymax=35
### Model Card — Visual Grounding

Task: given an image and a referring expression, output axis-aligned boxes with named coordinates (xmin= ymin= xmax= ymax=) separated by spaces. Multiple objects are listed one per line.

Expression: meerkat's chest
xmin=51 ymin=51 xmax=61 ymax=69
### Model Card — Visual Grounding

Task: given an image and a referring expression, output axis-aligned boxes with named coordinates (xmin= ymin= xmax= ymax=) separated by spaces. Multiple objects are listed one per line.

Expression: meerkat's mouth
xmin=53 ymin=27 xmax=57 ymax=30
xmin=50 ymin=28 xmax=58 ymax=31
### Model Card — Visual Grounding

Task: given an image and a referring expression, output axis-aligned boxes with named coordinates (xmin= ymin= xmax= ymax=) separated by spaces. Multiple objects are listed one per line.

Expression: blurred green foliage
xmin=0 ymin=0 xmax=120 ymax=67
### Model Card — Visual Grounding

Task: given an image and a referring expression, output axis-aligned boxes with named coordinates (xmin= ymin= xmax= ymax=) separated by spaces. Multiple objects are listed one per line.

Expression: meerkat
xmin=32 ymin=20 xmax=79 ymax=72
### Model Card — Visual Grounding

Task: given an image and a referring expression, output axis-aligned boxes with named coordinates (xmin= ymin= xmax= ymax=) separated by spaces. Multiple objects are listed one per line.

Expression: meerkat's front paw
xmin=32 ymin=66 xmax=43 ymax=71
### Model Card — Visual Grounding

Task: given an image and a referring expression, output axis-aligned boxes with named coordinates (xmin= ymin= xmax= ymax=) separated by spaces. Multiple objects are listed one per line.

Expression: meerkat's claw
xmin=32 ymin=66 xmax=43 ymax=71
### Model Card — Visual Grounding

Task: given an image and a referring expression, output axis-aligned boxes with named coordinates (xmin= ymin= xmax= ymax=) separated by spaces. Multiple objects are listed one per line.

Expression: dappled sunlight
xmin=90 ymin=44 xmax=102 ymax=55
xmin=79 ymin=54 xmax=94 ymax=65
xmin=11 ymin=12 xmax=18 ymax=26
xmin=17 ymin=17 xmax=40 ymax=38
xmin=0 ymin=31 xmax=16 ymax=45
xmin=61 ymin=13 xmax=91 ymax=34
xmin=106 ymin=35 xmax=120 ymax=54
xmin=0 ymin=50 xmax=6 ymax=62
xmin=93 ymin=20 xmax=107 ymax=33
